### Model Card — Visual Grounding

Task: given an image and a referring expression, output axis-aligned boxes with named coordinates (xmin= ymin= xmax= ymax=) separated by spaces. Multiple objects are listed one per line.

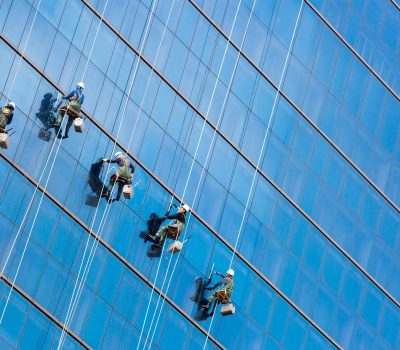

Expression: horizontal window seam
xmin=0 ymin=152 xmax=226 ymax=350
xmin=187 ymin=0 xmax=400 ymax=214
xmin=0 ymin=275 xmax=90 ymax=349
xmin=78 ymin=3 xmax=400 ymax=304
xmin=2 ymin=24 xmax=398 ymax=326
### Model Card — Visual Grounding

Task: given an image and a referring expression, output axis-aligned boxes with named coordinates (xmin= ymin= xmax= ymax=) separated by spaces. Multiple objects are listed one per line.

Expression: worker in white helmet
xmin=0 ymin=101 xmax=15 ymax=131
xmin=53 ymin=82 xmax=85 ymax=139
xmin=101 ymin=151 xmax=135 ymax=202
xmin=146 ymin=203 xmax=190 ymax=246
xmin=202 ymin=269 xmax=234 ymax=311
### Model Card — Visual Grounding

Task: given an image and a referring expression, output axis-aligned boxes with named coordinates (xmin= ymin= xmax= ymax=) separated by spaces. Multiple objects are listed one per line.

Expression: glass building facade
xmin=0 ymin=0 xmax=399 ymax=349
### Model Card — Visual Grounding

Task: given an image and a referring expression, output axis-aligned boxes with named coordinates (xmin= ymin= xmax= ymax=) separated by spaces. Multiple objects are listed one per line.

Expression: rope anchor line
xmin=141 ymin=0 xmax=256 ymax=348
xmin=57 ymin=0 xmax=162 ymax=348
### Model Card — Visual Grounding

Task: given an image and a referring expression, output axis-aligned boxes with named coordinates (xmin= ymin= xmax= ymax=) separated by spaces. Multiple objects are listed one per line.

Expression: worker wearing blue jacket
xmin=54 ymin=82 xmax=85 ymax=139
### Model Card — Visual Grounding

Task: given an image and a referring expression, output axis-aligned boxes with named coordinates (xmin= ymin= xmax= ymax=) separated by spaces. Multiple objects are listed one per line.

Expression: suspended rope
xmin=0 ymin=0 xmax=68 ymax=324
xmin=203 ymin=1 xmax=305 ymax=348
xmin=0 ymin=0 xmax=111 ymax=326
xmin=141 ymin=0 xmax=249 ymax=348
xmin=202 ymin=307 xmax=217 ymax=350
xmin=5 ymin=0 xmax=44 ymax=104
xmin=132 ymin=0 xmax=180 ymax=347
xmin=56 ymin=0 xmax=161 ymax=348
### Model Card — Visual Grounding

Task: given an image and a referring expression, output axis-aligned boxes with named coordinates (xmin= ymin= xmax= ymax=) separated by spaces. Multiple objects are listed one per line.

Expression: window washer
xmin=53 ymin=82 xmax=85 ymax=139
xmin=0 ymin=102 xmax=15 ymax=131
xmin=146 ymin=204 xmax=190 ymax=247
xmin=101 ymin=151 xmax=135 ymax=202
xmin=202 ymin=269 xmax=234 ymax=315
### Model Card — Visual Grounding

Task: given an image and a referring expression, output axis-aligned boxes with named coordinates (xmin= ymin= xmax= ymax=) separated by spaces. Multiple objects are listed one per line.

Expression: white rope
xmin=6 ymin=0 xmax=44 ymax=103
xmin=56 ymin=0 xmax=160 ymax=348
xmin=204 ymin=1 xmax=305 ymax=348
xmin=57 ymin=181 xmax=115 ymax=349
xmin=0 ymin=117 xmax=67 ymax=325
xmin=202 ymin=308 xmax=217 ymax=350
xmin=144 ymin=0 xmax=304 ymax=347
xmin=0 ymin=0 xmax=70 ymax=324
xmin=130 ymin=0 xmax=180 ymax=348
xmin=0 ymin=0 xmax=111 ymax=330
xmin=228 ymin=0 xmax=304 ymax=268
xmin=142 ymin=0 xmax=249 ymax=348
xmin=0 ymin=0 xmax=45 ymax=286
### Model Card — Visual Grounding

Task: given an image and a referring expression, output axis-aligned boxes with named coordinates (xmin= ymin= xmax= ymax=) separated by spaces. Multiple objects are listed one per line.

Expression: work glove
xmin=129 ymin=173 xmax=133 ymax=178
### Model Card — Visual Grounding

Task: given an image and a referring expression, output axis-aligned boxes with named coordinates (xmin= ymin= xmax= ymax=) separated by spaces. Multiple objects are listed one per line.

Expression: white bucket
xmin=168 ymin=241 xmax=183 ymax=254
xmin=220 ymin=303 xmax=235 ymax=316
xmin=74 ymin=117 xmax=84 ymax=132
xmin=0 ymin=133 xmax=9 ymax=149
xmin=123 ymin=184 xmax=133 ymax=199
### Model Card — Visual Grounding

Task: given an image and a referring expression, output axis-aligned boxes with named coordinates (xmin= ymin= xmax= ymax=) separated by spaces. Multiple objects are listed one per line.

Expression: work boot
xmin=62 ymin=132 xmax=69 ymax=139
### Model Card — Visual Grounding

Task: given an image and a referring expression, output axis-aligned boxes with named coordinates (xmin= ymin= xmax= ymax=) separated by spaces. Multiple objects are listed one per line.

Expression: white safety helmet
xmin=114 ymin=151 xmax=124 ymax=158
xmin=77 ymin=82 xmax=85 ymax=89
xmin=8 ymin=101 xmax=16 ymax=110
xmin=227 ymin=269 xmax=234 ymax=277
xmin=181 ymin=204 xmax=190 ymax=212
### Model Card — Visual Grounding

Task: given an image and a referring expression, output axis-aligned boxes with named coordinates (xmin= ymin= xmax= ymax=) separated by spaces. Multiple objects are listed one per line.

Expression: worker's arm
xmin=207 ymin=280 xmax=225 ymax=290
xmin=129 ymin=163 xmax=135 ymax=173
xmin=207 ymin=277 xmax=229 ymax=290
xmin=102 ymin=158 xmax=118 ymax=164
xmin=165 ymin=212 xmax=185 ymax=221
xmin=64 ymin=90 xmax=75 ymax=100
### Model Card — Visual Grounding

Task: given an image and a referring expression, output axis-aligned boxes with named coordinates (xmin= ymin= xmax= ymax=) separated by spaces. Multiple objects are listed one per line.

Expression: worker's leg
xmin=155 ymin=226 xmax=168 ymax=244
xmin=209 ymin=299 xmax=218 ymax=316
xmin=54 ymin=108 xmax=65 ymax=138
xmin=203 ymin=292 xmax=217 ymax=308
xmin=63 ymin=115 xmax=74 ymax=138
xmin=116 ymin=181 xmax=124 ymax=201
xmin=102 ymin=174 xmax=116 ymax=199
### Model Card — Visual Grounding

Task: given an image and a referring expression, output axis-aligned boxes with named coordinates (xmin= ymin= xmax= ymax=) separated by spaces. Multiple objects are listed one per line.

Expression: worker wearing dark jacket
xmin=0 ymin=102 xmax=15 ymax=131
xmin=147 ymin=204 xmax=190 ymax=245
xmin=203 ymin=269 xmax=234 ymax=310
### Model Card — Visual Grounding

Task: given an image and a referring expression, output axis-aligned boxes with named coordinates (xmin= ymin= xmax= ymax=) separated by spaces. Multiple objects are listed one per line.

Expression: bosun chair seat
xmin=166 ymin=225 xmax=183 ymax=254
xmin=215 ymin=290 xmax=231 ymax=304
xmin=166 ymin=225 xmax=180 ymax=240
xmin=215 ymin=289 xmax=235 ymax=316
xmin=59 ymin=105 xmax=80 ymax=118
